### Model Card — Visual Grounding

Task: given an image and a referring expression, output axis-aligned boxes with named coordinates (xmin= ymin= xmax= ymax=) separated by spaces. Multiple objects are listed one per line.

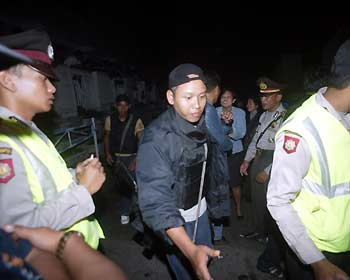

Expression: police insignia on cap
xmin=47 ymin=43 xmax=54 ymax=60
xmin=259 ymin=82 xmax=267 ymax=90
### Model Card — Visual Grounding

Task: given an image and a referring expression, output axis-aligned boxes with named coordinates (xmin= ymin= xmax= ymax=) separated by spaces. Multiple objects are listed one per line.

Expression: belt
xmin=114 ymin=153 xmax=137 ymax=157
xmin=256 ymin=148 xmax=273 ymax=156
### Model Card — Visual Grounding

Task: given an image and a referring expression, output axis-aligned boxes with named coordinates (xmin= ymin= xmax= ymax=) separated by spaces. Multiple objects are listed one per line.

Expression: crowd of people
xmin=1 ymin=27 xmax=349 ymax=280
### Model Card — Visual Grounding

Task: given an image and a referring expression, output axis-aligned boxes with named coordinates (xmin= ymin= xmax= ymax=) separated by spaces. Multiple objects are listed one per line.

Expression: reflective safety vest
xmin=0 ymin=118 xmax=104 ymax=249
xmin=277 ymin=95 xmax=350 ymax=253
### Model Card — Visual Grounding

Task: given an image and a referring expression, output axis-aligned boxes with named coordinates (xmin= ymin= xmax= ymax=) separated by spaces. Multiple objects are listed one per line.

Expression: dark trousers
xmin=258 ymin=210 xmax=287 ymax=269
xmin=286 ymin=247 xmax=350 ymax=279
xmin=249 ymin=149 xmax=274 ymax=234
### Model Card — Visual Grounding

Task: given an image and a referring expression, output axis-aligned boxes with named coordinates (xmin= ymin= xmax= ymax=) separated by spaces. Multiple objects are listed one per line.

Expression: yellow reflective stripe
xmin=302 ymin=117 xmax=331 ymax=192
xmin=8 ymin=134 xmax=59 ymax=200
xmin=0 ymin=135 xmax=45 ymax=203
xmin=302 ymin=179 xmax=350 ymax=198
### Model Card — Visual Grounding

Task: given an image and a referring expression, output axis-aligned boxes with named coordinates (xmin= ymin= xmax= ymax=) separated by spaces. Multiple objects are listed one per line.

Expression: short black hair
xmin=115 ymin=94 xmax=129 ymax=104
xmin=327 ymin=72 xmax=350 ymax=90
xmin=204 ymin=70 xmax=221 ymax=92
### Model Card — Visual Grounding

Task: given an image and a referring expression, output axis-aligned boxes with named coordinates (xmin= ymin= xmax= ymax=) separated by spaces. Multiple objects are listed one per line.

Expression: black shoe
xmin=257 ymin=262 xmax=284 ymax=279
xmin=239 ymin=232 xmax=259 ymax=239
xmin=238 ymin=274 xmax=249 ymax=280
xmin=237 ymin=214 xmax=244 ymax=220
xmin=256 ymin=235 xmax=268 ymax=244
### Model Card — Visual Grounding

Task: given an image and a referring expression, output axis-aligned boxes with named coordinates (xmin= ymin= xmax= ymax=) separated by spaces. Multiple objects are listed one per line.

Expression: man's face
xmin=9 ymin=65 xmax=56 ymax=119
xmin=260 ymin=93 xmax=282 ymax=112
xmin=167 ymin=79 xmax=207 ymax=123
xmin=115 ymin=101 xmax=129 ymax=118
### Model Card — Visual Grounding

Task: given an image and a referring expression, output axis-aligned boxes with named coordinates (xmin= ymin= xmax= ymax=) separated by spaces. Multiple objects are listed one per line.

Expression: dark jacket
xmin=109 ymin=112 xmax=139 ymax=154
xmin=136 ymin=108 xmax=223 ymax=242
xmin=204 ymin=102 xmax=231 ymax=219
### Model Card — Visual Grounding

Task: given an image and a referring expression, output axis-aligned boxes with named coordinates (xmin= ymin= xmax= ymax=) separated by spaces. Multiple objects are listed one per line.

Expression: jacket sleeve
xmin=136 ymin=133 xmax=184 ymax=241
xmin=205 ymin=105 xmax=232 ymax=152
xmin=0 ymin=141 xmax=95 ymax=230
xmin=228 ymin=108 xmax=246 ymax=140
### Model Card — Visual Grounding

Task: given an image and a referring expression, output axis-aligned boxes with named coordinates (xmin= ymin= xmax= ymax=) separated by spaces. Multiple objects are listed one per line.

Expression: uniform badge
xmin=47 ymin=43 xmax=54 ymax=60
xmin=259 ymin=82 xmax=267 ymax=90
xmin=0 ymin=159 xmax=14 ymax=183
xmin=0 ymin=147 xmax=12 ymax=155
xmin=283 ymin=135 xmax=300 ymax=154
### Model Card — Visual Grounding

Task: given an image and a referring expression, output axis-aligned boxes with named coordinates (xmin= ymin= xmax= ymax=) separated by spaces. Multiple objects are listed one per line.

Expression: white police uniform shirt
xmin=244 ymin=103 xmax=286 ymax=173
xmin=267 ymin=87 xmax=350 ymax=264
xmin=0 ymin=106 xmax=95 ymax=229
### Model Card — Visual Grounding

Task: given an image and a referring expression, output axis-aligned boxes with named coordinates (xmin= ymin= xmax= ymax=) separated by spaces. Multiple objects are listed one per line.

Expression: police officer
xmin=0 ymin=29 xmax=105 ymax=249
xmin=267 ymin=49 xmax=350 ymax=278
xmin=239 ymin=77 xmax=287 ymax=241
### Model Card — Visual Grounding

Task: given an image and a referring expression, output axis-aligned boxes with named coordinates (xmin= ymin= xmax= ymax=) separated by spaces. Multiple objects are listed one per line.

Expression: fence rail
xmin=53 ymin=118 xmax=99 ymax=158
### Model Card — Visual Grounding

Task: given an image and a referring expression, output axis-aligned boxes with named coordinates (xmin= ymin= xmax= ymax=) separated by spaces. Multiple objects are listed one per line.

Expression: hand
xmin=188 ymin=245 xmax=220 ymax=280
xmin=128 ymin=158 xmax=136 ymax=172
xmin=76 ymin=155 xmax=94 ymax=177
xmin=105 ymin=153 xmax=114 ymax=166
xmin=77 ymin=158 xmax=106 ymax=195
xmin=3 ymin=224 xmax=62 ymax=254
xmin=221 ymin=111 xmax=233 ymax=124
xmin=256 ymin=170 xmax=269 ymax=184
xmin=311 ymin=259 xmax=349 ymax=280
xmin=240 ymin=160 xmax=249 ymax=176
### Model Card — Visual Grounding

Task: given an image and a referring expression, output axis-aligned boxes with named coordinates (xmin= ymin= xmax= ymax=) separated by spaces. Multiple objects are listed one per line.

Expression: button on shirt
xmin=267 ymin=87 xmax=350 ymax=264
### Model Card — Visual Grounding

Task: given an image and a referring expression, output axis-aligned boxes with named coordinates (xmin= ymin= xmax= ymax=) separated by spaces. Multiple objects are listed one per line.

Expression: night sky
xmin=1 ymin=9 xmax=350 ymax=96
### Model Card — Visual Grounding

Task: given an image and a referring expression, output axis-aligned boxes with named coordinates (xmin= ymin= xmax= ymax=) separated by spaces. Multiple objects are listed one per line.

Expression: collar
xmin=0 ymin=106 xmax=32 ymax=128
xmin=316 ymin=87 xmax=350 ymax=130
xmin=173 ymin=108 xmax=207 ymax=143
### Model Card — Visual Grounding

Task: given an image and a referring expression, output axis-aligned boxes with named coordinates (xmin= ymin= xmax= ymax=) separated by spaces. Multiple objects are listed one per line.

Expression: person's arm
xmin=136 ymin=134 xmax=184 ymax=235
xmin=228 ymin=108 xmax=246 ymax=140
xmin=206 ymin=104 xmax=232 ymax=152
xmin=4 ymin=225 xmax=128 ymax=280
xmin=103 ymin=116 xmax=113 ymax=165
xmin=166 ymin=227 xmax=220 ymax=280
xmin=267 ymin=132 xmax=323 ymax=263
xmin=0 ymin=142 xmax=95 ymax=230
xmin=134 ymin=118 xmax=144 ymax=141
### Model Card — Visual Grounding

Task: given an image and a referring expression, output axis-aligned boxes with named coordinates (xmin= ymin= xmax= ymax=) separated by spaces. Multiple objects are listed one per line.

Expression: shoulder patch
xmin=0 ymin=159 xmax=15 ymax=183
xmin=0 ymin=147 xmax=12 ymax=155
xmin=283 ymin=135 xmax=300 ymax=154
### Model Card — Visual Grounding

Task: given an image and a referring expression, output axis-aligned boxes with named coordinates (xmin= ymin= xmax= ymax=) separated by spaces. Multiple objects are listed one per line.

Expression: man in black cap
xmin=137 ymin=63 xmax=221 ymax=280
xmin=103 ymin=93 xmax=144 ymax=225
xmin=0 ymin=29 xmax=105 ymax=249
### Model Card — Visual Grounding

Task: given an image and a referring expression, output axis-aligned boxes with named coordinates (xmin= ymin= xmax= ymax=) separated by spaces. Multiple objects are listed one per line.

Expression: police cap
xmin=256 ymin=77 xmax=286 ymax=96
xmin=0 ymin=43 xmax=33 ymax=71
xmin=0 ymin=29 xmax=57 ymax=79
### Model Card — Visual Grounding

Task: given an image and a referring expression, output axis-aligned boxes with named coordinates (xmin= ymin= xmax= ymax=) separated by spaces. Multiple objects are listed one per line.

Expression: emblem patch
xmin=0 ymin=159 xmax=14 ymax=183
xmin=0 ymin=148 xmax=12 ymax=155
xmin=283 ymin=135 xmax=300 ymax=154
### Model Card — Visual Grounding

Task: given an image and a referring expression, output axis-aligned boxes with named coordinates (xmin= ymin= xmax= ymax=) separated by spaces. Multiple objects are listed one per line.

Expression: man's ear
xmin=166 ymin=90 xmax=175 ymax=105
xmin=276 ymin=94 xmax=283 ymax=103
xmin=0 ymin=70 xmax=16 ymax=92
